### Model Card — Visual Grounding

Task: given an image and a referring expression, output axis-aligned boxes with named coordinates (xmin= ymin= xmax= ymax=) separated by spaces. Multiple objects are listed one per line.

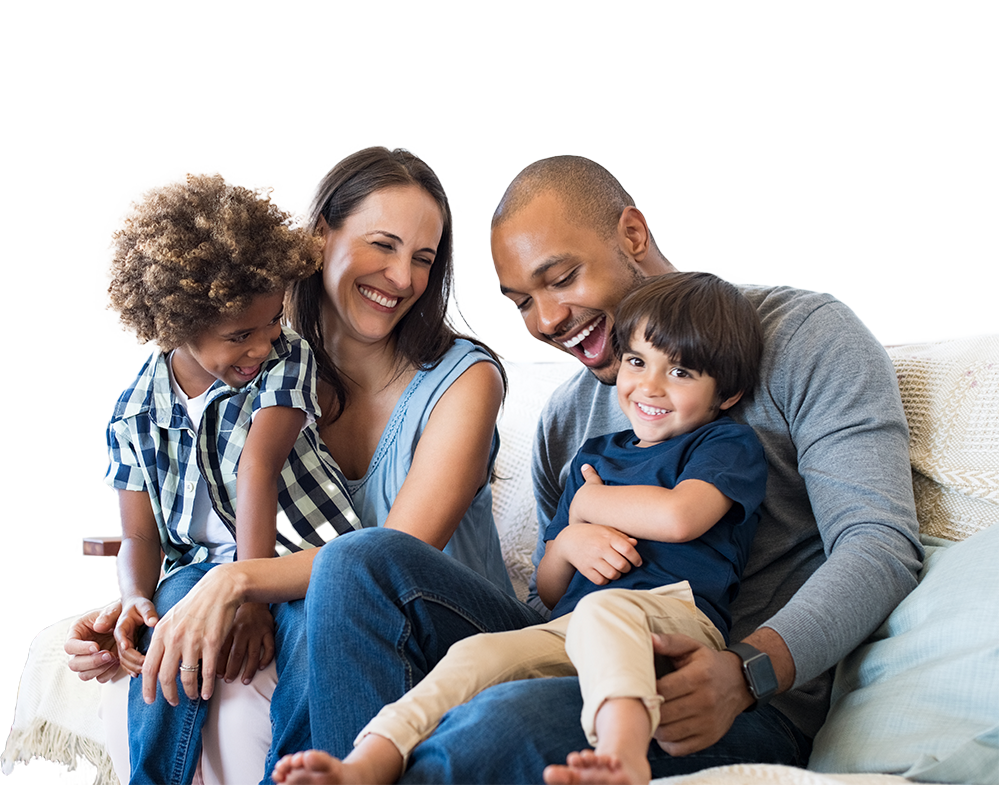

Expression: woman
xmin=66 ymin=147 xmax=518 ymax=784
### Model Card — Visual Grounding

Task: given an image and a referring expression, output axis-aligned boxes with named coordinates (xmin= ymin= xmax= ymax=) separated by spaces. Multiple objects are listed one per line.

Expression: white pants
xmin=100 ymin=662 xmax=275 ymax=784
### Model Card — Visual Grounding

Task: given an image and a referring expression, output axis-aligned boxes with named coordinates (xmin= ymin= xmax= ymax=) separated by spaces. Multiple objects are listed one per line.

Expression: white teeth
xmin=359 ymin=285 xmax=401 ymax=308
xmin=637 ymin=402 xmax=669 ymax=416
xmin=561 ymin=316 xmax=603 ymax=349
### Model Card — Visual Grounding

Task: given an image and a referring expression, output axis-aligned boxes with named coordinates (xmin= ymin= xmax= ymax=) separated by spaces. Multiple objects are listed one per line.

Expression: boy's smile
xmin=171 ymin=292 xmax=286 ymax=397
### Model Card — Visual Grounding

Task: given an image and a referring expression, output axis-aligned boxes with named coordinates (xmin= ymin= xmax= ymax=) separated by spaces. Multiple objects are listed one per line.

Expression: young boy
xmin=105 ymin=174 xmax=361 ymax=785
xmin=273 ymin=271 xmax=767 ymax=785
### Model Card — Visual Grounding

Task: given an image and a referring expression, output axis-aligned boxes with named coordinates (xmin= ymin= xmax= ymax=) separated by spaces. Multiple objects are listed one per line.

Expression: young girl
xmin=105 ymin=174 xmax=360 ymax=785
xmin=273 ymin=271 xmax=768 ymax=785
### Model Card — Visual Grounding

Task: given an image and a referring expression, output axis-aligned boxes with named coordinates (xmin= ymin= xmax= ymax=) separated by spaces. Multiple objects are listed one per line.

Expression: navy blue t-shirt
xmin=544 ymin=416 xmax=767 ymax=639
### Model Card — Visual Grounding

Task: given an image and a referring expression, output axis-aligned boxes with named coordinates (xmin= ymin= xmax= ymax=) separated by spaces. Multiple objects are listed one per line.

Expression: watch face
xmin=745 ymin=652 xmax=778 ymax=699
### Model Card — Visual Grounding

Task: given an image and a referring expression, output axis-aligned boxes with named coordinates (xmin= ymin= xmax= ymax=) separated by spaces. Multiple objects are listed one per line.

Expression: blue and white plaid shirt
xmin=106 ymin=325 xmax=361 ymax=576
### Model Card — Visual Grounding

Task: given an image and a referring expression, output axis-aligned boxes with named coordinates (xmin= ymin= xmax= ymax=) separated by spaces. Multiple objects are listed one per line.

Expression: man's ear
xmin=618 ymin=206 xmax=652 ymax=261
xmin=718 ymin=390 xmax=744 ymax=411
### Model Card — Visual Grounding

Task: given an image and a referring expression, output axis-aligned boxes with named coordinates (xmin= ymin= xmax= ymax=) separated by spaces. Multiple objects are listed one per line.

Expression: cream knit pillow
xmin=887 ymin=335 xmax=999 ymax=541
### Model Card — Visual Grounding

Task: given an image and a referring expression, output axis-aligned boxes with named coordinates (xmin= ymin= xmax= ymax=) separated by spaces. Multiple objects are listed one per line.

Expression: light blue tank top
xmin=345 ymin=339 xmax=514 ymax=596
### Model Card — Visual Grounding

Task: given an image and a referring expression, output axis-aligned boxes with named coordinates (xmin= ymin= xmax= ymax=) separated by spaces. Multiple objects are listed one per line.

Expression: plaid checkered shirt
xmin=106 ymin=325 xmax=361 ymax=576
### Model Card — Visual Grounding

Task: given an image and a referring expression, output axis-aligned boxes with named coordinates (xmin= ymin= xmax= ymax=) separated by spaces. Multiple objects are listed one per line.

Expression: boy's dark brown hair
xmin=613 ymin=272 xmax=764 ymax=404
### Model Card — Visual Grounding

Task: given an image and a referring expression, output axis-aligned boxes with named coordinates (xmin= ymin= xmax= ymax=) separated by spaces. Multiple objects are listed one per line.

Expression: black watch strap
xmin=725 ymin=642 xmax=778 ymax=712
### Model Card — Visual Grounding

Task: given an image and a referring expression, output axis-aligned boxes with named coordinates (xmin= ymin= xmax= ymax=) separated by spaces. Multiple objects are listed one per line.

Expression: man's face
xmin=492 ymin=191 xmax=645 ymax=384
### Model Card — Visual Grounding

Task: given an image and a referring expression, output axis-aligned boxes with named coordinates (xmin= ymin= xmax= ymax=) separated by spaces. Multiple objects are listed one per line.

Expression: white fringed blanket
xmin=2 ymin=615 xmax=115 ymax=784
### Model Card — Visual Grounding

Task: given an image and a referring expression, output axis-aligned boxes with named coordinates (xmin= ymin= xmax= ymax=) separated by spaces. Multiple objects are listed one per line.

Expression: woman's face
xmin=320 ymin=185 xmax=444 ymax=348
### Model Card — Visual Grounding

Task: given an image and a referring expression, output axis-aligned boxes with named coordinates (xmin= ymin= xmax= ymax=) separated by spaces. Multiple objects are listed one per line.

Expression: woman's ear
xmin=617 ymin=206 xmax=652 ymax=262
xmin=316 ymin=216 xmax=330 ymax=247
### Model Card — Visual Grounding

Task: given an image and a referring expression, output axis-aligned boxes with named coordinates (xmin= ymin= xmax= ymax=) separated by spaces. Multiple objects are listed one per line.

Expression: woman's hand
xmin=216 ymin=601 xmax=275 ymax=685
xmin=141 ymin=565 xmax=244 ymax=706
xmin=64 ymin=600 xmax=124 ymax=683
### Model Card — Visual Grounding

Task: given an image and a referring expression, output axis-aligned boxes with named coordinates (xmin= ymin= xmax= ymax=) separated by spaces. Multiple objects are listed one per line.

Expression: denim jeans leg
xmin=260 ymin=598 xmax=308 ymax=784
xmin=305 ymin=527 xmax=545 ymax=758
xmin=403 ymin=676 xmax=812 ymax=785
xmin=127 ymin=562 xmax=217 ymax=785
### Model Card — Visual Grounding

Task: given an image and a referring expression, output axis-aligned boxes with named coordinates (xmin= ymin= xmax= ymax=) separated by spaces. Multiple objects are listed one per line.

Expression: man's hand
xmin=650 ymin=633 xmax=754 ymax=756
xmin=64 ymin=600 xmax=124 ymax=683
xmin=558 ymin=523 xmax=642 ymax=585
xmin=216 ymin=601 xmax=275 ymax=685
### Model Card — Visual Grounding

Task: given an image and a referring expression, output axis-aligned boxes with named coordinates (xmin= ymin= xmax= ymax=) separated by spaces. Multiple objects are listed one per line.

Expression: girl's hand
xmin=141 ymin=565 xmax=243 ymax=706
xmin=557 ymin=523 xmax=641 ymax=585
xmin=216 ymin=601 xmax=275 ymax=685
xmin=115 ymin=596 xmax=159 ymax=677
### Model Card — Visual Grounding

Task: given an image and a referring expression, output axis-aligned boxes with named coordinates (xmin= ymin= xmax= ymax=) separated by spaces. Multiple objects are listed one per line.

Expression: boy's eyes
xmin=625 ymin=356 xmax=644 ymax=368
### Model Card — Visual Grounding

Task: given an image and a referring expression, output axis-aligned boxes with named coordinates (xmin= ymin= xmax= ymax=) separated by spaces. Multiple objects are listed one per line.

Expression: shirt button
xmin=185 ymin=481 xmax=196 ymax=494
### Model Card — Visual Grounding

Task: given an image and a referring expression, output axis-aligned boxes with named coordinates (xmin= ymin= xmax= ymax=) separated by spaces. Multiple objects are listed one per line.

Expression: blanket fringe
xmin=2 ymin=718 xmax=117 ymax=785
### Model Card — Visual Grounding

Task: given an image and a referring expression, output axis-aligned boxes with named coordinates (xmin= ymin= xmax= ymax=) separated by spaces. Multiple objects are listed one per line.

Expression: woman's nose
xmin=383 ymin=254 xmax=412 ymax=291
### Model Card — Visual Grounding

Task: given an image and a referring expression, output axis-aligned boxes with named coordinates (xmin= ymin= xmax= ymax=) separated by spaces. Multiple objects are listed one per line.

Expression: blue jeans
xmin=127 ymin=562 xmax=309 ymax=785
xmin=306 ymin=528 xmax=812 ymax=783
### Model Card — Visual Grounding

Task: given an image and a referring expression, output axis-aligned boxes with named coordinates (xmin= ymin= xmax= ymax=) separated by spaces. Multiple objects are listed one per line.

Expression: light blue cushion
xmin=809 ymin=524 xmax=999 ymax=784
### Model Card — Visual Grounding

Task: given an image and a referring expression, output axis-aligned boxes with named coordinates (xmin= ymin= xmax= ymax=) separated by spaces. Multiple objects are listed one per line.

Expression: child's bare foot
xmin=272 ymin=750 xmax=343 ymax=784
xmin=543 ymin=749 xmax=651 ymax=785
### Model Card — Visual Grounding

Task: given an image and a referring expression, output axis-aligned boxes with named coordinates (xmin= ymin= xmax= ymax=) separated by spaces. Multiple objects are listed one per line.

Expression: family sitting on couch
xmin=65 ymin=148 xmax=926 ymax=785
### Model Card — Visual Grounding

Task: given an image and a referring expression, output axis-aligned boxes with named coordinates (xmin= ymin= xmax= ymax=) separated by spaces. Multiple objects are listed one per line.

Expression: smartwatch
xmin=725 ymin=642 xmax=778 ymax=711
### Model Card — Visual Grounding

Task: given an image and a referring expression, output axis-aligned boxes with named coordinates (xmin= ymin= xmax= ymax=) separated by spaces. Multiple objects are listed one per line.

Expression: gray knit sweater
xmin=528 ymin=285 xmax=923 ymax=738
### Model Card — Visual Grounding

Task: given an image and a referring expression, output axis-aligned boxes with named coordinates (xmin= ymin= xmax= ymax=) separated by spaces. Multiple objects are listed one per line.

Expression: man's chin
xmin=587 ymin=362 xmax=619 ymax=386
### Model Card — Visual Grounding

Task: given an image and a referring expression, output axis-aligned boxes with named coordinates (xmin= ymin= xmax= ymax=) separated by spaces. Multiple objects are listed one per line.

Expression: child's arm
xmin=569 ymin=464 xmax=734 ymax=544
xmin=224 ymin=405 xmax=306 ymax=685
xmin=114 ymin=489 xmax=163 ymax=676
xmin=536 ymin=466 xmax=643 ymax=609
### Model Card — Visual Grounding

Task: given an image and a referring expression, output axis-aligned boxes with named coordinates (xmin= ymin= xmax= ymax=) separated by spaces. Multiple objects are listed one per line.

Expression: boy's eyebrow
xmin=219 ymin=306 xmax=284 ymax=338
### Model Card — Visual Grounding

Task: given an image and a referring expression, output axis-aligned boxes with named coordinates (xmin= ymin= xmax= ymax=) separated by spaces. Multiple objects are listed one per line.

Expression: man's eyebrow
xmin=499 ymin=255 xmax=576 ymax=296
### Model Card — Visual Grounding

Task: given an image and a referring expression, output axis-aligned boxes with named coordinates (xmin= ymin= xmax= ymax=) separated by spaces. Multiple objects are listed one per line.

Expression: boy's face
xmin=616 ymin=325 xmax=742 ymax=447
xmin=171 ymin=291 xmax=285 ymax=398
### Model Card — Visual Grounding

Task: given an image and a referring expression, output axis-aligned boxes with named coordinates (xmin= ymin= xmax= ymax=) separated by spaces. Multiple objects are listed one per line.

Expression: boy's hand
xmin=114 ymin=596 xmax=159 ymax=677
xmin=567 ymin=463 xmax=606 ymax=527
xmin=556 ymin=523 xmax=641 ymax=585
xmin=216 ymin=601 xmax=275 ymax=685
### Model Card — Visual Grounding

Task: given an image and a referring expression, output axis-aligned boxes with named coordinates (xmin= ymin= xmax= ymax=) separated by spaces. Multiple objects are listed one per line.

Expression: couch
xmin=4 ymin=334 xmax=998 ymax=785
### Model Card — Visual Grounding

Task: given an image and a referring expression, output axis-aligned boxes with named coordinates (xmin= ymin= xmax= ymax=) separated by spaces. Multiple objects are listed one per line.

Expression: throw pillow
xmin=808 ymin=524 xmax=999 ymax=783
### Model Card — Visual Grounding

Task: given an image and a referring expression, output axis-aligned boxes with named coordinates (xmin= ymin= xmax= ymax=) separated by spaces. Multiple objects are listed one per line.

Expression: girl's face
xmin=319 ymin=185 xmax=444 ymax=348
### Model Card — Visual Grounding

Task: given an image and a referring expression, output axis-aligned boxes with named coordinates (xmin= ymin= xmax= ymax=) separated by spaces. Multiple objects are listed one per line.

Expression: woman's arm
xmin=140 ymin=547 xmax=320 ymax=705
xmin=382 ymin=361 xmax=504 ymax=549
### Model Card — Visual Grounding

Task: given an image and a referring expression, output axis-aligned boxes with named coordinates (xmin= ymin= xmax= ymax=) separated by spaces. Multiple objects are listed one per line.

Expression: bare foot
xmin=543 ymin=749 xmax=651 ymax=785
xmin=272 ymin=750 xmax=343 ymax=784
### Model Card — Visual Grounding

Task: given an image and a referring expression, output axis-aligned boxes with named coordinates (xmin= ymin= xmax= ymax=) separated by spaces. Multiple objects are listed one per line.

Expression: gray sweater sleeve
xmin=756 ymin=298 xmax=923 ymax=688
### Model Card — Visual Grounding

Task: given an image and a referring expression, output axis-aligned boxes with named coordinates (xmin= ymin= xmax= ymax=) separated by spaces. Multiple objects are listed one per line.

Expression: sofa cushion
xmin=887 ymin=335 xmax=998 ymax=541
xmin=808 ymin=523 xmax=999 ymax=783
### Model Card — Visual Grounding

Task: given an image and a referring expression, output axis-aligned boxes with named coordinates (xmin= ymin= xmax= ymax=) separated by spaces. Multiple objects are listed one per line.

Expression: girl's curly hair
xmin=109 ymin=174 xmax=320 ymax=349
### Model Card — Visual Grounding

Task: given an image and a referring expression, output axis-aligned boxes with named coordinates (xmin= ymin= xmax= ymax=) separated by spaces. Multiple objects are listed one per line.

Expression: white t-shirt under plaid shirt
xmin=106 ymin=325 xmax=361 ymax=577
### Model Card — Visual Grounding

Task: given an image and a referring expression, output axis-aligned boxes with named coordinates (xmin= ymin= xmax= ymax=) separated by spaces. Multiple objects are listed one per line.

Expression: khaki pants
xmin=358 ymin=581 xmax=724 ymax=760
